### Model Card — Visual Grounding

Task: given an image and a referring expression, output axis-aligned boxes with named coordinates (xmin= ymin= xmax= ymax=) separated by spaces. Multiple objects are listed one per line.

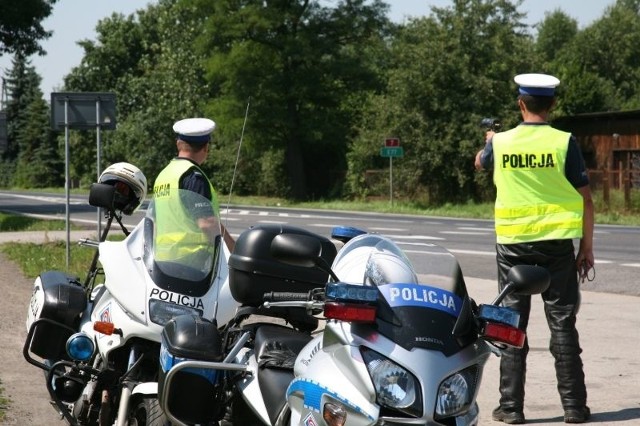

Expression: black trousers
xmin=496 ymin=239 xmax=587 ymax=410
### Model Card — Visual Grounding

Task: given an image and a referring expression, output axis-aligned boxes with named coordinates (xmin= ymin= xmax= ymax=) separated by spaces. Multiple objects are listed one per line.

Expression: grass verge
xmin=1 ymin=241 xmax=96 ymax=279
xmin=0 ymin=379 xmax=8 ymax=422
xmin=0 ymin=212 xmax=68 ymax=232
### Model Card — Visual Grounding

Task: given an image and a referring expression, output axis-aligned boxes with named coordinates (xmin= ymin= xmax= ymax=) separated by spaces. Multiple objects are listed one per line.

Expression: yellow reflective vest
xmin=492 ymin=125 xmax=583 ymax=244
xmin=152 ymin=159 xmax=218 ymax=261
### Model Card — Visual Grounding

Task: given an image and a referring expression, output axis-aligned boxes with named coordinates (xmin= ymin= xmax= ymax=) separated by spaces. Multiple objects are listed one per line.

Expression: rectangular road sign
xmin=380 ymin=146 xmax=404 ymax=157
xmin=385 ymin=137 xmax=400 ymax=147
xmin=51 ymin=92 xmax=117 ymax=131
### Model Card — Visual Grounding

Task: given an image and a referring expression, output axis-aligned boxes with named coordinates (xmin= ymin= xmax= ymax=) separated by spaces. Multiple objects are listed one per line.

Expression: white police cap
xmin=514 ymin=73 xmax=560 ymax=97
xmin=173 ymin=118 xmax=216 ymax=144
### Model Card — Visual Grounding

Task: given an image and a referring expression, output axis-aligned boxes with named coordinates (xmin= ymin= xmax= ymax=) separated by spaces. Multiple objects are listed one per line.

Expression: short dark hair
xmin=177 ymin=140 xmax=208 ymax=154
xmin=518 ymin=94 xmax=555 ymax=114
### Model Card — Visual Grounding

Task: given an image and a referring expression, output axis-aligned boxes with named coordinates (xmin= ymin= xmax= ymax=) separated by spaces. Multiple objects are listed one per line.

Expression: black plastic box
xmin=228 ymin=225 xmax=337 ymax=306
xmin=159 ymin=314 xmax=223 ymax=424
xmin=30 ymin=271 xmax=87 ymax=360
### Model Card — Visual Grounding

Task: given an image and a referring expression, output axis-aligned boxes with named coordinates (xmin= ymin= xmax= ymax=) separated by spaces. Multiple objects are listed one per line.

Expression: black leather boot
xmin=546 ymin=302 xmax=588 ymax=425
xmin=498 ymin=342 xmax=528 ymax=413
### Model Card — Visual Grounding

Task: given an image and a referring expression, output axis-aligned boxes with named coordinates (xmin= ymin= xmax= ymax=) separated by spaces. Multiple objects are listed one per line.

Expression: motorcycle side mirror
xmin=271 ymin=233 xmax=340 ymax=282
xmin=491 ymin=265 xmax=550 ymax=306
xmin=88 ymin=183 xmax=116 ymax=212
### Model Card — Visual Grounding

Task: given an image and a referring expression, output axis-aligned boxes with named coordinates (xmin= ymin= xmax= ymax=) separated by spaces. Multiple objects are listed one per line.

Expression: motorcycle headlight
xmin=66 ymin=332 xmax=95 ymax=361
xmin=149 ymin=299 xmax=202 ymax=326
xmin=360 ymin=347 xmax=422 ymax=417
xmin=435 ymin=365 xmax=480 ymax=419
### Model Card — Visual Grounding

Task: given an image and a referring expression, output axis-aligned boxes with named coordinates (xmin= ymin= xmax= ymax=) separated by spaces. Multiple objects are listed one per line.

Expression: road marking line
xmin=403 ymin=248 xmax=495 ymax=257
xmin=621 ymin=263 xmax=640 ymax=268
xmin=449 ymin=248 xmax=496 ymax=256
xmin=440 ymin=231 xmax=491 ymax=235
xmin=389 ymin=234 xmax=445 ymax=241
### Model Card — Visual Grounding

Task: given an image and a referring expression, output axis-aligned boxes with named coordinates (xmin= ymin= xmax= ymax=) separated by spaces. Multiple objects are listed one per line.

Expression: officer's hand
xmin=576 ymin=249 xmax=594 ymax=283
xmin=474 ymin=149 xmax=484 ymax=171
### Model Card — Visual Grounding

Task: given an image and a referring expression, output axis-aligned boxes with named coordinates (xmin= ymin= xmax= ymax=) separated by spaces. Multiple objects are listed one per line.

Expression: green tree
xmin=0 ymin=0 xmax=57 ymax=57
xmin=189 ymin=0 xmax=392 ymax=199
xmin=550 ymin=0 xmax=640 ymax=114
xmin=2 ymin=54 xmax=61 ymax=187
xmin=347 ymin=0 xmax=535 ymax=204
xmin=63 ymin=0 xmax=210 ymax=187
xmin=13 ymin=94 xmax=62 ymax=187
xmin=534 ymin=9 xmax=578 ymax=65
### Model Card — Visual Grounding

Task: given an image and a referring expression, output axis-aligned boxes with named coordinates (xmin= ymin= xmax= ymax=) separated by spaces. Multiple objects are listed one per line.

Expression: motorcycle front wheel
xmin=128 ymin=397 xmax=166 ymax=426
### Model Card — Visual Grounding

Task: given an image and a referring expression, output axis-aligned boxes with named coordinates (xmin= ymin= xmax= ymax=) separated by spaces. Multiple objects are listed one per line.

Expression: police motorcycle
xmin=157 ymin=227 xmax=550 ymax=426
xmin=23 ymin=162 xmax=239 ymax=426
xmin=156 ymin=224 xmax=339 ymax=426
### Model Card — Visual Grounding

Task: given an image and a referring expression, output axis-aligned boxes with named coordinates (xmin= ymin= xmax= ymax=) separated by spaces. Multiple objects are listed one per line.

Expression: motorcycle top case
xmin=228 ymin=224 xmax=338 ymax=306
xmin=26 ymin=271 xmax=87 ymax=360
xmin=159 ymin=314 xmax=223 ymax=424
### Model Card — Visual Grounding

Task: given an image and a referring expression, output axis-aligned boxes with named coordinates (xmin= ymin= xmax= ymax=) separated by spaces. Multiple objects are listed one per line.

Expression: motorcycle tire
xmin=127 ymin=397 xmax=167 ymax=426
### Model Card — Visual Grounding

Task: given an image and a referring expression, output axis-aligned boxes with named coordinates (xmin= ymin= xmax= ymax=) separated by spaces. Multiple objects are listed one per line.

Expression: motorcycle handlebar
xmin=263 ymin=291 xmax=311 ymax=302
xmin=78 ymin=238 xmax=99 ymax=248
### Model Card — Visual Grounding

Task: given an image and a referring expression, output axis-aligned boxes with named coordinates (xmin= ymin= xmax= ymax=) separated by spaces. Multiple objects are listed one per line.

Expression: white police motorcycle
xmin=157 ymin=227 xmax=549 ymax=426
xmin=23 ymin=162 xmax=238 ymax=426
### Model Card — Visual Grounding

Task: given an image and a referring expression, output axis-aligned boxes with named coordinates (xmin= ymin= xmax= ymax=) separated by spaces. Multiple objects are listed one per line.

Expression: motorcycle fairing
xmin=287 ymin=377 xmax=377 ymax=423
xmin=99 ymin=221 xmax=147 ymax=323
xmin=291 ymin=321 xmax=490 ymax=424
xmin=332 ymin=234 xmax=476 ymax=356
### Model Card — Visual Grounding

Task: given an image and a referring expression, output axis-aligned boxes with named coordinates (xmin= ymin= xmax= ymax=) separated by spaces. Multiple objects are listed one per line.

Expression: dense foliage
xmin=0 ymin=0 xmax=57 ymax=56
xmin=2 ymin=0 xmax=640 ymax=204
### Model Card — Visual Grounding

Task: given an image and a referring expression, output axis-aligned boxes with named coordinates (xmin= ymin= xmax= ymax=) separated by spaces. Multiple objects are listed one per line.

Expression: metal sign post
xmin=96 ymin=100 xmax=102 ymax=238
xmin=0 ymin=111 xmax=7 ymax=154
xmin=380 ymin=138 xmax=404 ymax=206
xmin=51 ymin=92 xmax=116 ymax=270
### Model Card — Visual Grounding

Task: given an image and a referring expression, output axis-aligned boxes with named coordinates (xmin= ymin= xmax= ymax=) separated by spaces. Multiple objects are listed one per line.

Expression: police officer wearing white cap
xmin=153 ymin=118 xmax=235 ymax=256
xmin=475 ymin=74 xmax=593 ymax=424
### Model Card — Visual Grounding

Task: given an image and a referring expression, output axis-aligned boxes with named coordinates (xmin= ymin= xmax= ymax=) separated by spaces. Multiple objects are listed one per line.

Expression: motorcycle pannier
xmin=27 ymin=271 xmax=87 ymax=360
xmin=228 ymin=224 xmax=338 ymax=306
xmin=159 ymin=314 xmax=223 ymax=424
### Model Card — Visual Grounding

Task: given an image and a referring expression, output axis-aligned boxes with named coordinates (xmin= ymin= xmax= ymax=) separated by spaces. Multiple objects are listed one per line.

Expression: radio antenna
xmin=213 ymin=98 xmax=250 ymax=324
xmin=225 ymin=97 xmax=250 ymax=227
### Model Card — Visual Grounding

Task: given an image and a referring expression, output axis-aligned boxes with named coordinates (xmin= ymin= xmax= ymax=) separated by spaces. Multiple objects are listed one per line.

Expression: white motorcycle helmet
xmin=98 ymin=162 xmax=147 ymax=215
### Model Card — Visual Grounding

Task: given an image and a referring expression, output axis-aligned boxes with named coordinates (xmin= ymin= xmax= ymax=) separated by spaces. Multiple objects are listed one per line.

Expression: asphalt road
xmin=1 ymin=190 xmax=639 ymax=296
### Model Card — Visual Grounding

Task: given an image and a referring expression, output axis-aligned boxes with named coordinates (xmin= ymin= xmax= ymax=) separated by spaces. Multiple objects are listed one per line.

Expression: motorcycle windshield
xmin=144 ymin=189 xmax=222 ymax=297
xmin=332 ymin=234 xmax=471 ymax=355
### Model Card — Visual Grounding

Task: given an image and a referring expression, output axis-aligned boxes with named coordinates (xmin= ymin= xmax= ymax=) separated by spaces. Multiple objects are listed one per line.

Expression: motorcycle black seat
xmin=254 ymin=325 xmax=313 ymax=424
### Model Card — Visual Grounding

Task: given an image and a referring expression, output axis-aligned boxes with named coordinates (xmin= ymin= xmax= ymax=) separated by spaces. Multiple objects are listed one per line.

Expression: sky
xmin=0 ymin=0 xmax=615 ymax=99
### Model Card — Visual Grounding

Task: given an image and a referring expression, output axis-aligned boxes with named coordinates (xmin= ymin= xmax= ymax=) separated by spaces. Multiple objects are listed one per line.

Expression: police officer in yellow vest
xmin=475 ymin=74 xmax=594 ymax=424
xmin=153 ymin=118 xmax=235 ymax=268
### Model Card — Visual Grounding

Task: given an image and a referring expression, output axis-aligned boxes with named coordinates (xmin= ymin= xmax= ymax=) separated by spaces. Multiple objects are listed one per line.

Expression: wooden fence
xmin=587 ymin=168 xmax=639 ymax=210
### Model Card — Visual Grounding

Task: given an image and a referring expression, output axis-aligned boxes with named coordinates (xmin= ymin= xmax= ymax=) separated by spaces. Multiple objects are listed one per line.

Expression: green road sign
xmin=380 ymin=146 xmax=404 ymax=157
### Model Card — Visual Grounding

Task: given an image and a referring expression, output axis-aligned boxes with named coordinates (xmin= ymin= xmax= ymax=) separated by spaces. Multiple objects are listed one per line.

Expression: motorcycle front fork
xmin=114 ymin=346 xmax=139 ymax=426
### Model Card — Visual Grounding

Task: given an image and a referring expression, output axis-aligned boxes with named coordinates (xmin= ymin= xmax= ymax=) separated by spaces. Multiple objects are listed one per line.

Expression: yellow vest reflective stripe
xmin=492 ymin=125 xmax=583 ymax=244
xmin=152 ymin=159 xmax=217 ymax=260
